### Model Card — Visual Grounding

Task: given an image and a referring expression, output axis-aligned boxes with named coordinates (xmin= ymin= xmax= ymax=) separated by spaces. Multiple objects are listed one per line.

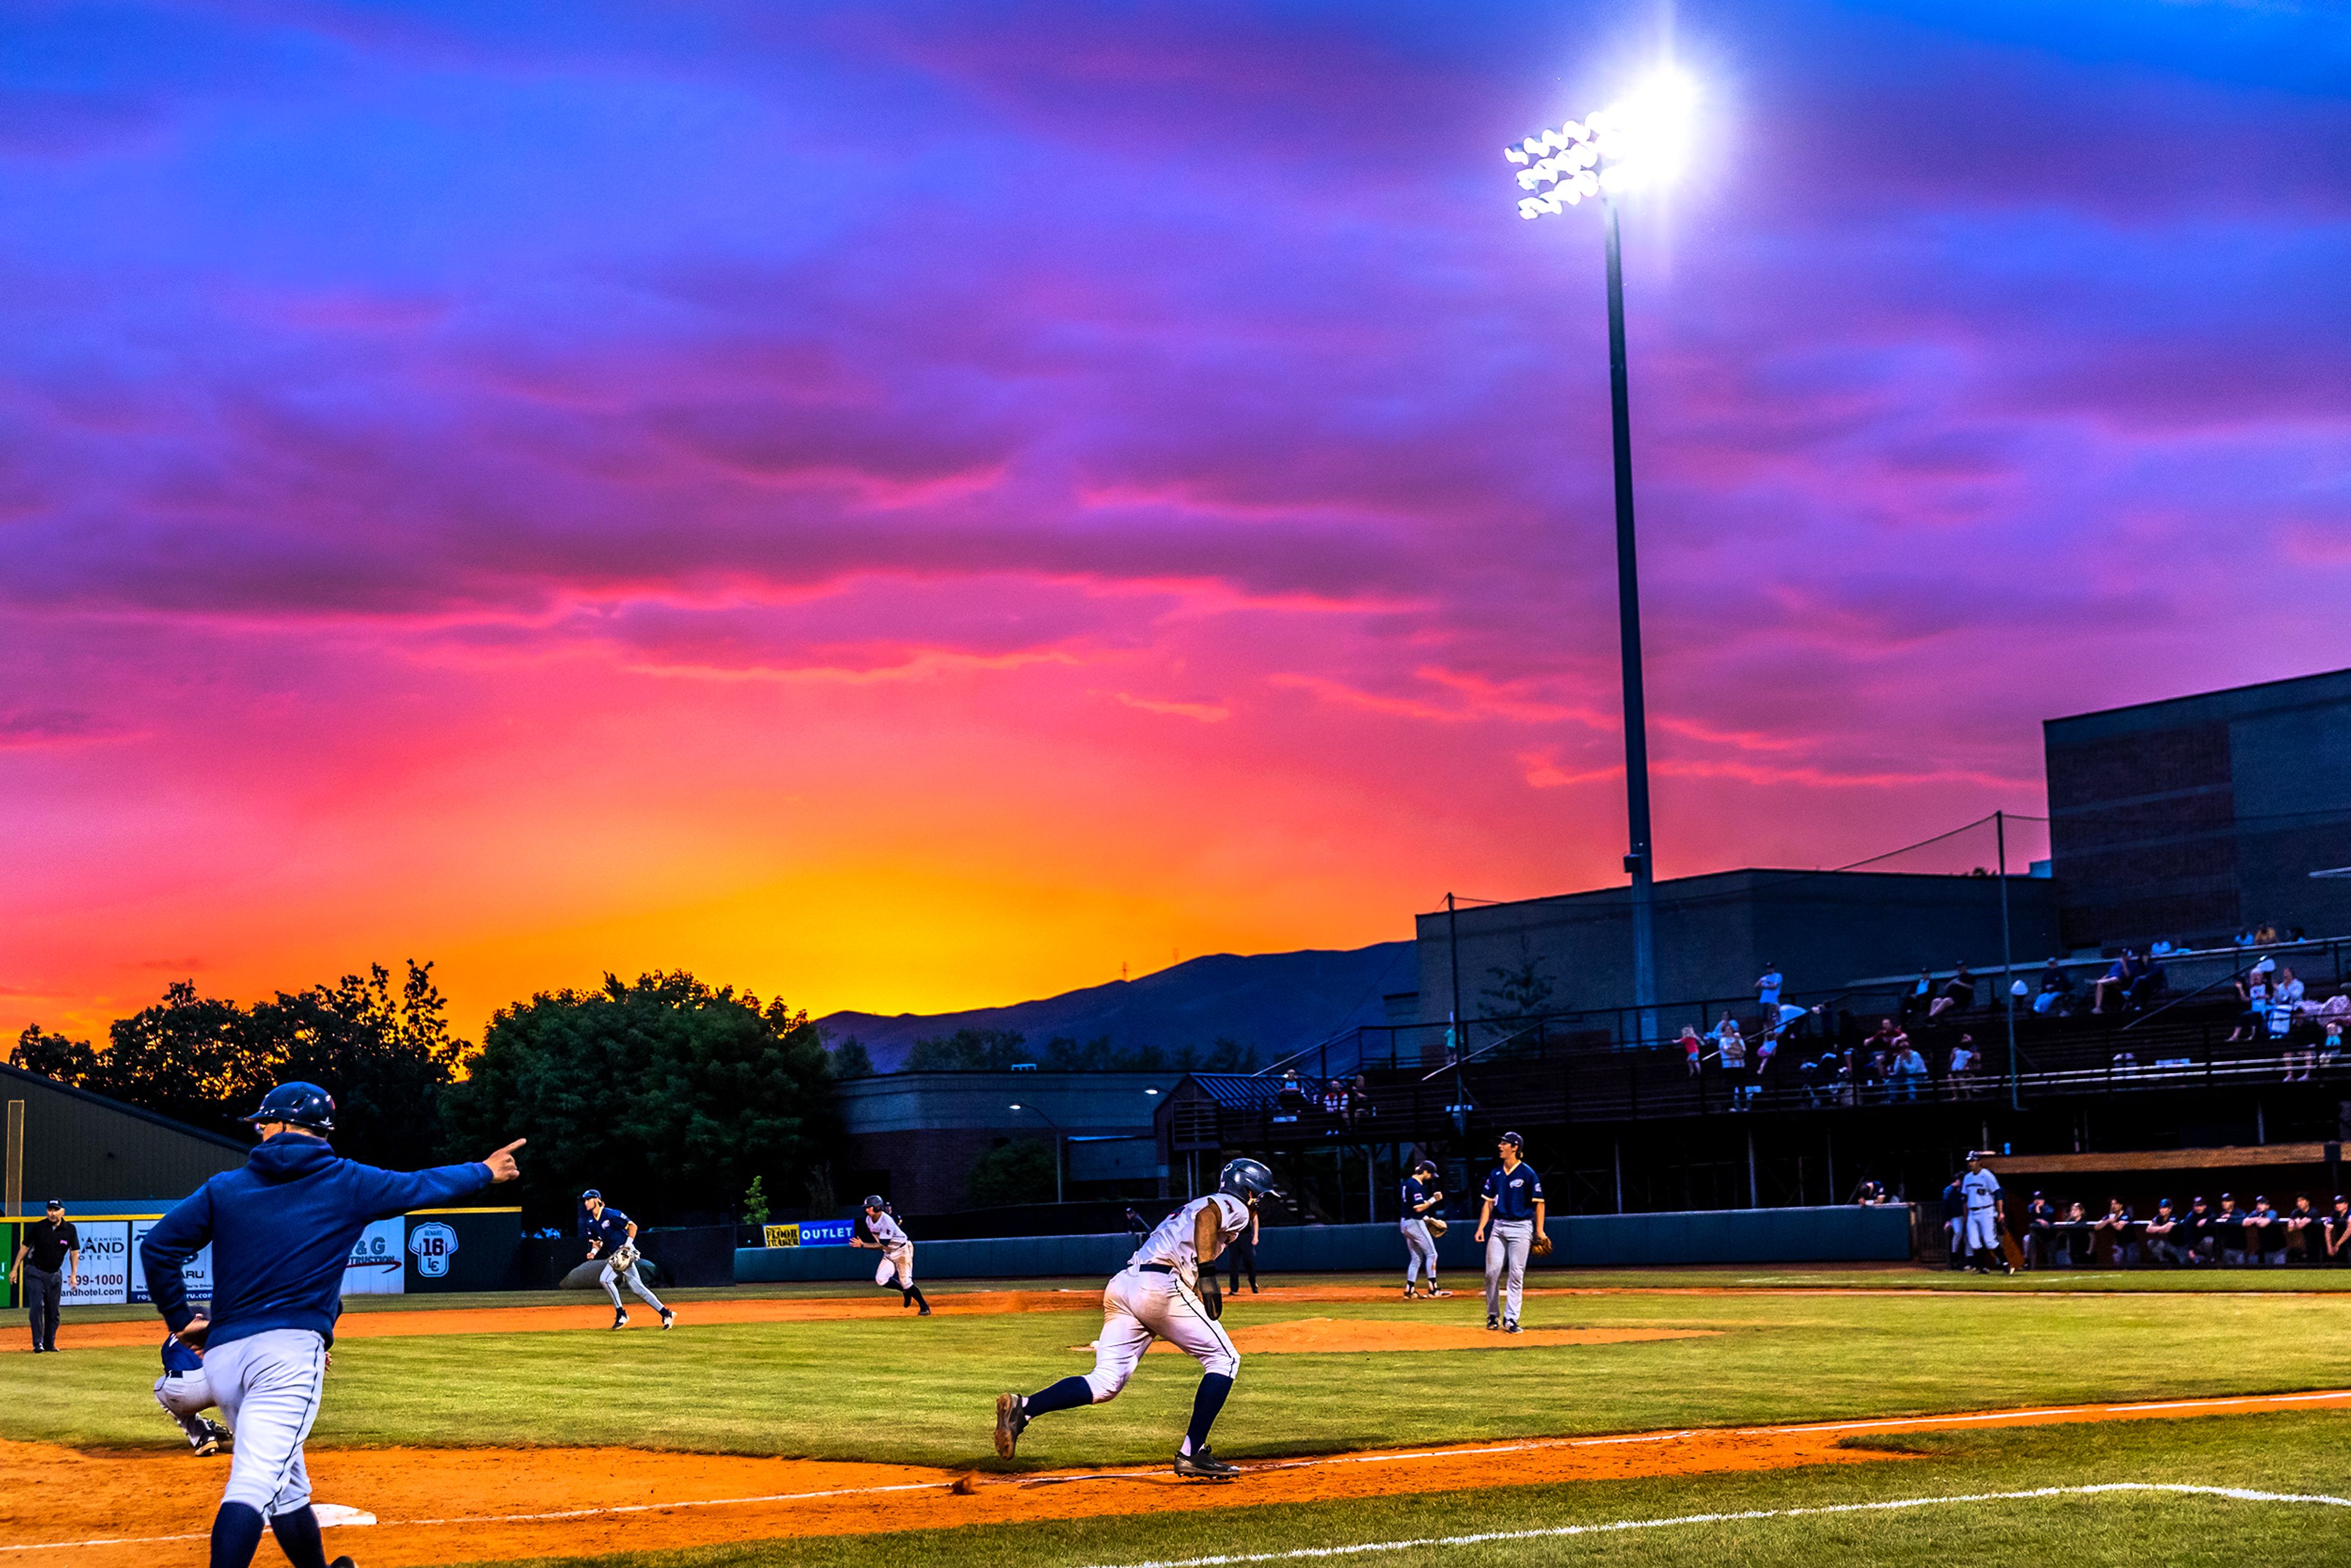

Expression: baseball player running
xmin=850 ymin=1195 xmax=929 ymax=1315
xmin=140 ymin=1081 xmax=523 ymax=1568
xmin=1474 ymin=1131 xmax=1548 ymax=1332
xmin=1960 ymin=1152 xmax=2015 ymax=1274
xmin=994 ymin=1157 xmax=1279 ymax=1480
xmin=583 ymin=1189 xmax=674 ymax=1329
xmin=154 ymin=1330 xmax=233 ymax=1457
xmin=1399 ymin=1159 xmax=1452 ymax=1298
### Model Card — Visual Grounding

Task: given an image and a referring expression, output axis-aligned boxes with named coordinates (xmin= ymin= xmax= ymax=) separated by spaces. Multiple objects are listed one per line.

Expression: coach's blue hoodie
xmin=141 ymin=1132 xmax=492 ymax=1349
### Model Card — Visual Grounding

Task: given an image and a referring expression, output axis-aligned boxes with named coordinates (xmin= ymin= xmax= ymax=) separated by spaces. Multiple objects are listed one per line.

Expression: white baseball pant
xmin=1400 ymin=1218 xmax=1438 ymax=1285
xmin=1485 ymin=1219 xmax=1532 ymax=1322
xmin=201 ymin=1329 xmax=327 ymax=1517
xmin=1081 ymin=1266 xmax=1239 ymax=1403
xmin=154 ymin=1367 xmax=217 ymax=1443
xmin=601 ymin=1259 xmax=666 ymax=1313
xmin=1963 ymin=1209 xmax=2001 ymax=1252
xmin=874 ymin=1242 xmax=915 ymax=1289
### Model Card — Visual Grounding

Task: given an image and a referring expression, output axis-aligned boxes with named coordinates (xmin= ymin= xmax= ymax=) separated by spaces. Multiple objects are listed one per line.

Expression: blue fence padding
xmin=735 ymin=1204 xmax=1914 ymax=1283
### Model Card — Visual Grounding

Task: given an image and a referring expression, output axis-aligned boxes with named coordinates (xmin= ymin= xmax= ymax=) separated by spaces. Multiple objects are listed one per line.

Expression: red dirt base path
xmin=7 ymin=1390 xmax=2348 ymax=1567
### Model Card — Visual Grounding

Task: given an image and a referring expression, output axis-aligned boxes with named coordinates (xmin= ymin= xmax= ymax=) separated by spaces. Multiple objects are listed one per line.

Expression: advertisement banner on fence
xmin=61 ymin=1221 xmax=132 ymax=1307
xmin=343 ymin=1218 xmax=406 ymax=1294
xmin=760 ymin=1220 xmax=853 ymax=1248
xmin=130 ymin=1221 xmax=212 ymax=1305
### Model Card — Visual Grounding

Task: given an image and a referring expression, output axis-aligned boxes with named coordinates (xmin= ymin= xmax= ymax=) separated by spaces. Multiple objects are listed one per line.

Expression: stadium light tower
xmin=1505 ymin=67 xmax=1698 ymax=1042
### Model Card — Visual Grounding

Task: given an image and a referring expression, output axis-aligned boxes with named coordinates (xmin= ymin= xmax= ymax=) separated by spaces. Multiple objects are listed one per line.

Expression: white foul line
xmin=1074 ymin=1483 xmax=2351 ymax=1568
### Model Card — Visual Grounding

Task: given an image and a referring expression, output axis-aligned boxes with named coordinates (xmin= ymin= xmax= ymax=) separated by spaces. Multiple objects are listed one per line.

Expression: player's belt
xmin=1138 ymin=1262 xmax=1174 ymax=1274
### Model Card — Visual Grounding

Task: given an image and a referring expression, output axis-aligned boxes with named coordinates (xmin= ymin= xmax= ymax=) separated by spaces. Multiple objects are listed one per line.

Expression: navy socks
xmin=1022 ymin=1375 xmax=1097 ymax=1417
xmin=1183 ymin=1371 xmax=1234 ymax=1453
xmin=209 ymin=1504 xmax=266 ymax=1568
xmin=268 ymin=1506 xmax=330 ymax=1568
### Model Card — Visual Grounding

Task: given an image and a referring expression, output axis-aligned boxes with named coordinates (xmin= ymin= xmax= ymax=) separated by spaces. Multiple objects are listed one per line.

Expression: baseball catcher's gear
xmin=607 ymin=1243 xmax=642 ymax=1272
xmin=1218 ymin=1158 xmax=1280 ymax=1201
xmin=1426 ymin=1216 xmax=1449 ymax=1238
xmin=245 ymin=1082 xmax=336 ymax=1131
xmin=1530 ymin=1234 xmax=1553 ymax=1257
xmin=1198 ymin=1273 xmax=1224 ymax=1321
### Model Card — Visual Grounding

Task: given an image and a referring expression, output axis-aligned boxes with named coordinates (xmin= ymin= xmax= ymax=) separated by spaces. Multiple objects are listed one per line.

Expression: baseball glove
xmin=1198 ymin=1274 xmax=1224 ymax=1321
xmin=607 ymin=1243 xmax=642 ymax=1272
xmin=1425 ymin=1216 xmax=1449 ymax=1238
xmin=1530 ymin=1235 xmax=1553 ymax=1257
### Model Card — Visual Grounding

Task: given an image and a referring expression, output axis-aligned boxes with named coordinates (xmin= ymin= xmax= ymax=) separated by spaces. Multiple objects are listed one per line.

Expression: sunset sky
xmin=4 ymin=1 xmax=2347 ymax=1043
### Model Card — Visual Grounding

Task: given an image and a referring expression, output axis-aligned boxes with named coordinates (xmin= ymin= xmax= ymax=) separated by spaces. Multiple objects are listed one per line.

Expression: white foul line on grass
xmin=1076 ymin=1483 xmax=2351 ymax=1568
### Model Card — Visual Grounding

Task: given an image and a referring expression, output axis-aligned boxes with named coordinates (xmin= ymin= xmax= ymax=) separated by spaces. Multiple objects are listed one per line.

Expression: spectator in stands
xmin=1769 ymin=1000 xmax=1810 ymax=1051
xmin=2091 ymin=949 xmax=2142 ymax=1015
xmin=2274 ymin=966 xmax=2307 ymax=1010
xmin=2230 ymin=969 xmax=2271 ymax=1042
xmin=2254 ymin=921 xmax=2279 ymax=946
xmin=1929 ymin=962 xmax=1977 ymax=1019
xmin=1749 ymin=1024 xmax=1780 ymax=1105
xmin=1679 ymin=1026 xmax=1703 ymax=1077
xmin=2143 ymin=1199 xmax=2184 ymax=1266
xmin=2214 ymin=1193 xmax=2247 ymax=1266
xmin=2267 ymin=988 xmax=2299 ymax=1060
xmin=2234 ymin=927 xmax=2256 ymax=948
xmin=2184 ymin=1195 xmax=2218 ymax=1264
xmin=1810 ymin=1049 xmax=1843 ymax=1108
xmin=1889 ymin=1036 xmax=1928 ymax=1101
xmin=1711 ymin=1011 xmax=1747 ymax=1098
xmin=1277 ymin=1070 xmax=1306 ymax=1116
xmin=2244 ymin=1196 xmax=2284 ymax=1266
xmin=1902 ymin=967 xmax=1933 ymax=1028
xmin=2094 ymin=1197 xmax=2139 ymax=1267
xmin=2322 ymin=1021 xmax=2345 ymax=1071
xmin=1321 ymin=1078 xmax=1346 ymax=1121
xmin=2149 ymin=938 xmax=2176 ymax=957
xmin=2284 ymin=1196 xmax=2320 ymax=1264
xmin=1756 ymin=964 xmax=1784 ymax=1008
xmin=1946 ymin=1035 xmax=1981 ymax=1097
xmin=2327 ymin=1196 xmax=2351 ymax=1266
xmin=2129 ymin=956 xmax=2169 ymax=1010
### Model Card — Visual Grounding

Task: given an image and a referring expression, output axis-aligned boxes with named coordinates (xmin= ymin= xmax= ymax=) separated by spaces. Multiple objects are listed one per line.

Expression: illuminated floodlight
xmin=1504 ymin=66 xmax=1698 ymax=217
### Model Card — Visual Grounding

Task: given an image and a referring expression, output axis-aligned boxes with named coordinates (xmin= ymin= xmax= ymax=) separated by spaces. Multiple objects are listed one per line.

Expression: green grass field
xmin=11 ymin=1267 xmax=2350 ymax=1565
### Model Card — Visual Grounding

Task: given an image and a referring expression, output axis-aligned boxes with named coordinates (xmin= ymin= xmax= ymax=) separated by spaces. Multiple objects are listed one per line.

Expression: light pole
xmin=1506 ymin=69 xmax=1697 ymax=1046
xmin=1009 ymin=1102 xmax=1064 ymax=1205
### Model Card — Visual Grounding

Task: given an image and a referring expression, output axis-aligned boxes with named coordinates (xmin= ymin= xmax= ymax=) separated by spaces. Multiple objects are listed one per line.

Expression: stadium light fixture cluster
xmin=1507 ymin=67 xmax=1698 ymax=219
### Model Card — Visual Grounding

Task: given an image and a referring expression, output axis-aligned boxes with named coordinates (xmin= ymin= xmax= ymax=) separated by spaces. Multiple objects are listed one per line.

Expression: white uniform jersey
xmin=1961 ymin=1168 xmax=2002 ymax=1212
xmin=1130 ymin=1193 xmax=1250 ymax=1274
xmin=868 ymin=1211 xmax=910 ymax=1249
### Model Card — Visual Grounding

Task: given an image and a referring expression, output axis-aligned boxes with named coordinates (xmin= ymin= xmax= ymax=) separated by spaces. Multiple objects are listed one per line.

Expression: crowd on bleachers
xmin=1938 ymin=1180 xmax=2351 ymax=1270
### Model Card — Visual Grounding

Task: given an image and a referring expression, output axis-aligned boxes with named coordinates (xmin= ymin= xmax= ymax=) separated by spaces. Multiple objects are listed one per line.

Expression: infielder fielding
xmin=154 ymin=1330 xmax=233 ymax=1457
xmin=994 ymin=1157 xmax=1278 ymax=1479
xmin=850 ymin=1195 xmax=929 ymax=1315
xmin=1474 ymin=1131 xmax=1548 ymax=1332
xmin=582 ymin=1189 xmax=675 ymax=1330
xmin=140 ymin=1081 xmax=522 ymax=1568
xmin=1959 ymin=1151 xmax=2014 ymax=1275
xmin=1399 ymin=1159 xmax=1452 ymax=1298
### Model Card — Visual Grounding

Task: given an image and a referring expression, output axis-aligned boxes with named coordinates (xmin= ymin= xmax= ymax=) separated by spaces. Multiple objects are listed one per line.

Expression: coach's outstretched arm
xmin=352 ymin=1138 xmax=528 ymax=1220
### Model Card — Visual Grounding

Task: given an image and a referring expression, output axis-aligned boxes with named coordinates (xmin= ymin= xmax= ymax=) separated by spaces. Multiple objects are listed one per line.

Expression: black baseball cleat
xmin=918 ymin=1302 xmax=932 ymax=1316
xmin=1504 ymin=1320 xmax=1523 ymax=1334
xmin=994 ymin=1392 xmax=1029 ymax=1458
xmin=659 ymin=1309 xmax=675 ymax=1330
xmin=190 ymin=1431 xmax=220 ymax=1457
xmin=1401 ymin=1285 xmax=1416 ymax=1300
xmin=1487 ymin=1314 xmax=1501 ymax=1330
xmin=1174 ymin=1444 xmax=1242 ymax=1480
xmin=612 ymin=1309 xmax=629 ymax=1330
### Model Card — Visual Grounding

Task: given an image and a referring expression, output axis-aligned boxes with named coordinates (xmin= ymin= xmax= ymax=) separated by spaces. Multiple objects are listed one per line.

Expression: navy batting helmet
xmin=1218 ymin=1158 xmax=1280 ymax=1201
xmin=246 ymin=1081 xmax=336 ymax=1132
xmin=862 ymin=1194 xmax=887 ymax=1210
xmin=582 ymin=1189 xmax=602 ymax=1201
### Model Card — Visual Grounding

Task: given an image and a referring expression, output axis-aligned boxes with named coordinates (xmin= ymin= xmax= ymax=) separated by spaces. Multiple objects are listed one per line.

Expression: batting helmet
xmin=1217 ymin=1158 xmax=1280 ymax=1200
xmin=861 ymin=1194 xmax=887 ymax=1210
xmin=246 ymin=1081 xmax=336 ymax=1132
xmin=582 ymin=1189 xmax=602 ymax=1201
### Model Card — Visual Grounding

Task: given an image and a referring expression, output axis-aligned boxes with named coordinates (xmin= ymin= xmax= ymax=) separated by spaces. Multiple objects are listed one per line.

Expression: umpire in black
xmin=9 ymin=1199 xmax=81 ymax=1352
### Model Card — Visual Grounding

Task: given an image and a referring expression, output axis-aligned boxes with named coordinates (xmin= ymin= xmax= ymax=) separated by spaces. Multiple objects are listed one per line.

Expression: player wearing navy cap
xmin=850 ymin=1195 xmax=929 ymax=1315
xmin=1959 ymin=1152 xmax=2011 ymax=1274
xmin=154 ymin=1330 xmax=233 ymax=1457
xmin=1475 ymin=1133 xmax=1548 ymax=1332
xmin=1399 ymin=1159 xmax=1451 ymax=1299
xmin=140 ymin=1081 xmax=523 ymax=1568
xmin=583 ymin=1190 xmax=674 ymax=1329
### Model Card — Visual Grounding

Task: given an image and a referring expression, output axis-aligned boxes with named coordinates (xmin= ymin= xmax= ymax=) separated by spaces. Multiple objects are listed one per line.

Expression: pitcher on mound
xmin=994 ymin=1158 xmax=1279 ymax=1479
